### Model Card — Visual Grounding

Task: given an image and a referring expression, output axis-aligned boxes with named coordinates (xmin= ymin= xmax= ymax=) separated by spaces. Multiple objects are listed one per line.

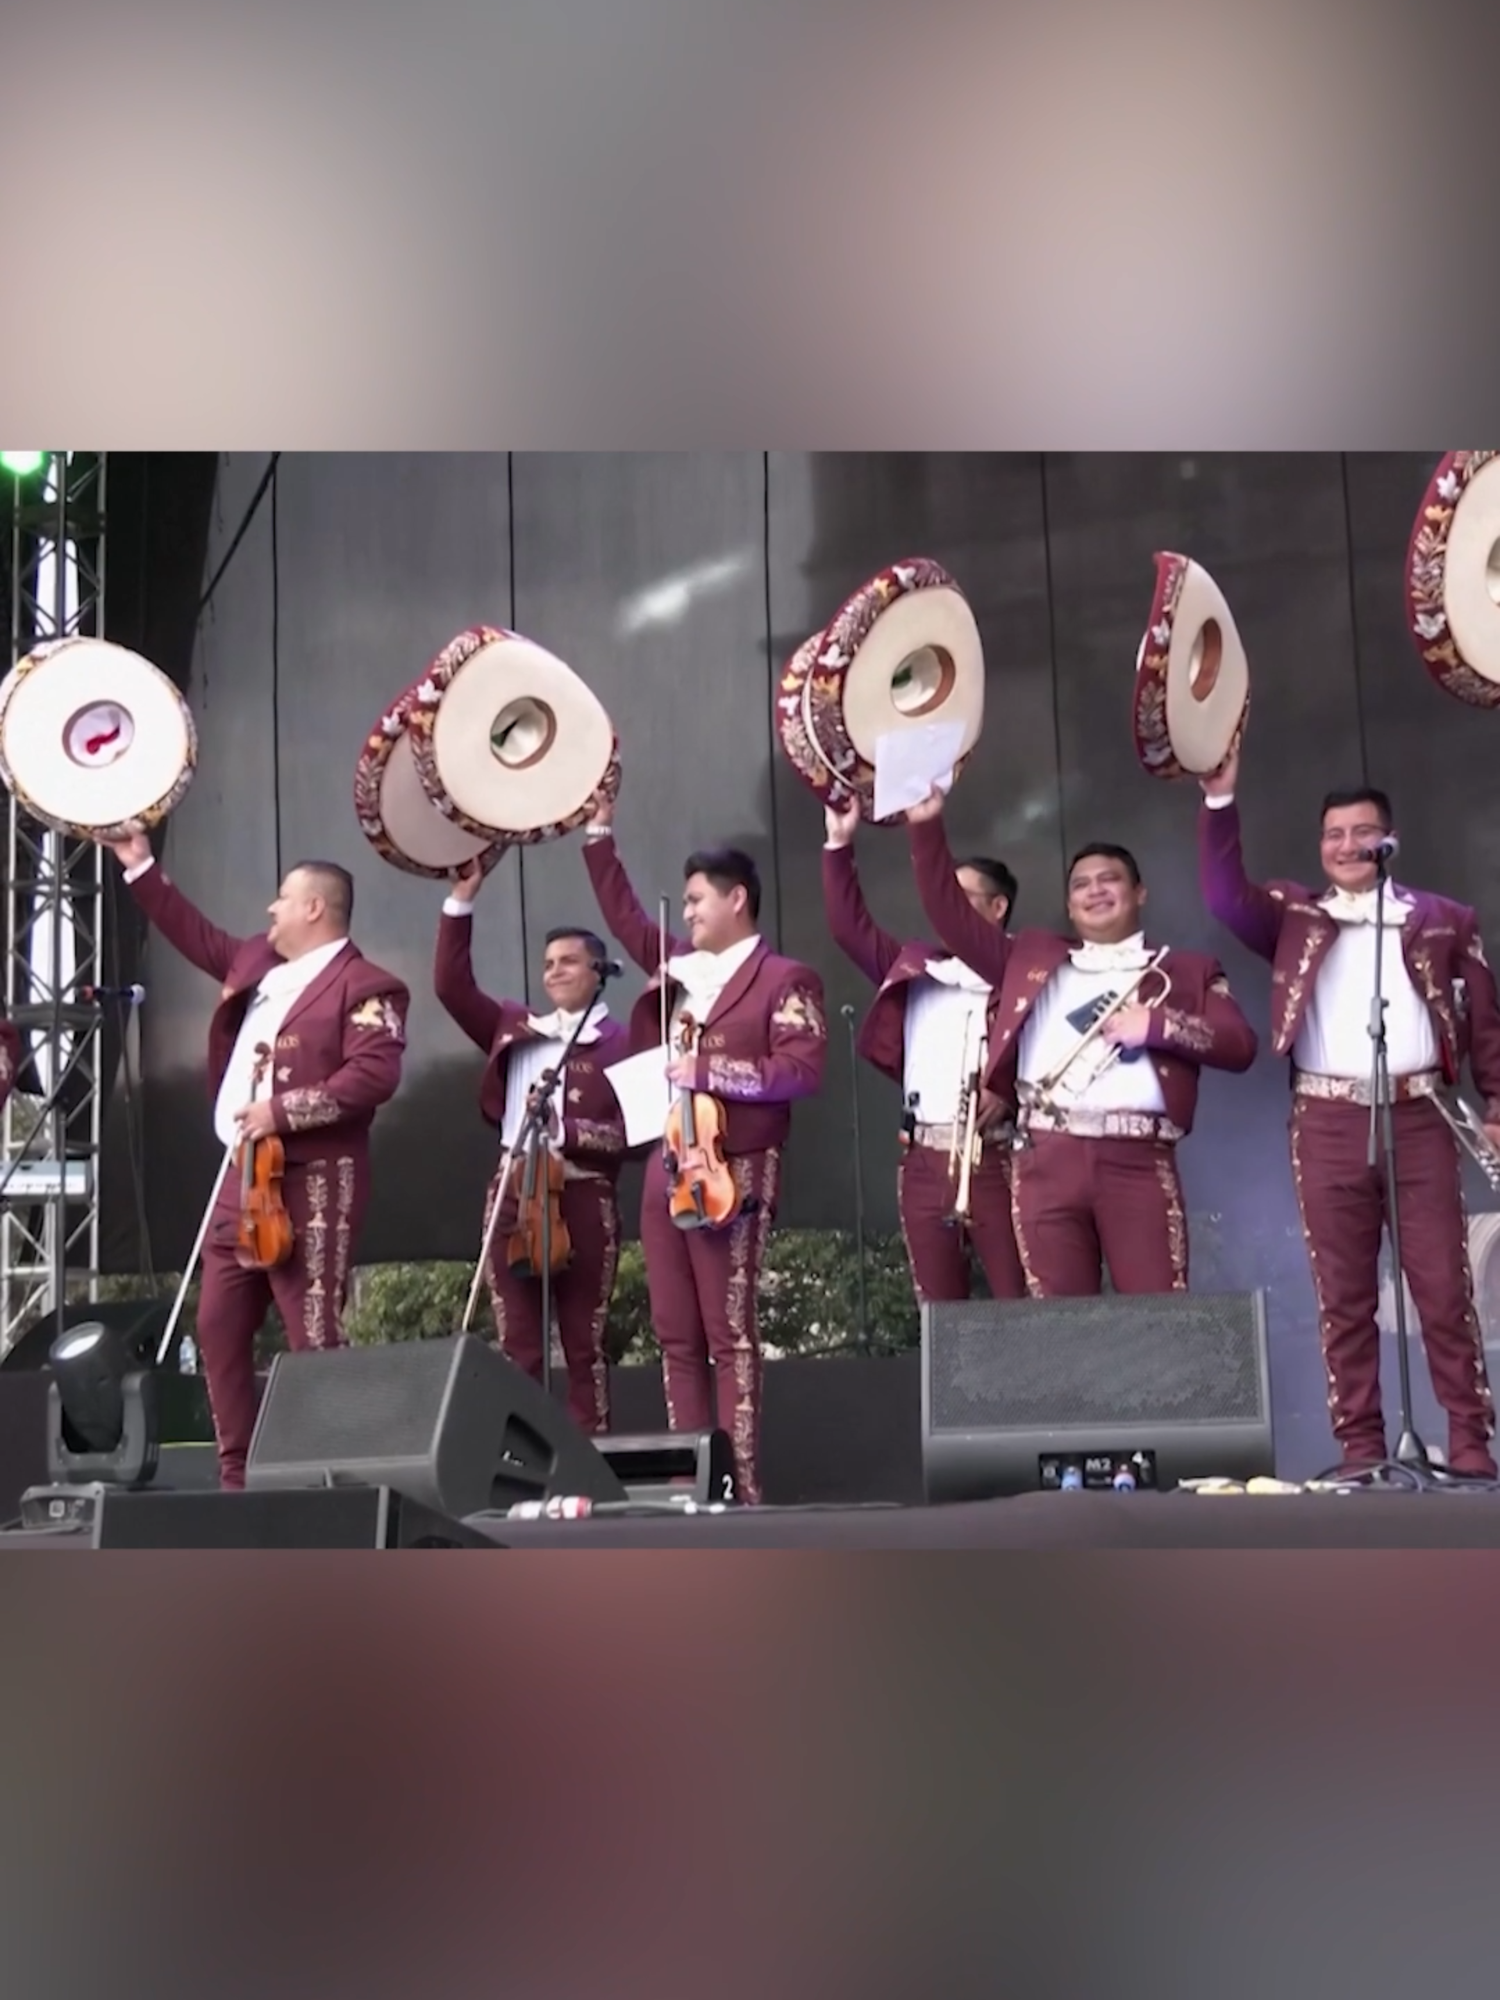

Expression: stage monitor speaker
xmin=921 ymin=1289 xmax=1274 ymax=1502
xmin=598 ymin=1429 xmax=735 ymax=1504
xmin=13 ymin=1481 xmax=491 ymax=1549
xmin=245 ymin=1333 xmax=629 ymax=1520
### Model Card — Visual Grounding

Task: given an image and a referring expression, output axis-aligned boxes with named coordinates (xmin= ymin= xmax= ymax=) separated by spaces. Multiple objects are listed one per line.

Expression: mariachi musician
xmin=1198 ymin=734 xmax=1500 ymax=1478
xmin=904 ymin=789 xmax=1257 ymax=1295
xmin=821 ymin=796 xmax=1025 ymax=1302
xmin=579 ymin=788 xmax=827 ymax=1506
xmin=434 ymin=857 xmax=630 ymax=1435
xmin=103 ymin=833 xmax=409 ymax=1489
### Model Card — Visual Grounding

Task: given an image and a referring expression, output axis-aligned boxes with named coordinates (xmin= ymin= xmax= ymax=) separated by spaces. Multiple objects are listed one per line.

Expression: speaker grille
xmin=926 ymin=1292 xmax=1265 ymax=1432
xmin=255 ymin=1345 xmax=447 ymax=1464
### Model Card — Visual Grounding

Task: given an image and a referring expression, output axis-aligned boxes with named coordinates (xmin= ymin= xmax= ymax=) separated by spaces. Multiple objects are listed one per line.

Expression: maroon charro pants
xmin=1010 ymin=1131 xmax=1188 ymax=1296
xmin=639 ymin=1145 xmax=779 ymax=1505
xmin=1289 ymin=1094 xmax=1496 ymax=1472
xmin=483 ymin=1167 xmax=619 ymax=1436
xmin=898 ymin=1142 xmax=1026 ymax=1302
xmin=197 ymin=1148 xmax=367 ymax=1489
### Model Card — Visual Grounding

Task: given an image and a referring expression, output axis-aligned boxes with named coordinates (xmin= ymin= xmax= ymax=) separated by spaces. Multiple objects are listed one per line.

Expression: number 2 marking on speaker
xmin=721 ymin=1474 xmax=734 ymax=1502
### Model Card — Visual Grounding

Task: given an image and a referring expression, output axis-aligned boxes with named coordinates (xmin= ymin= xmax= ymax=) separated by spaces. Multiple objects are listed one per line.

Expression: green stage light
xmin=1 ymin=450 xmax=48 ymax=477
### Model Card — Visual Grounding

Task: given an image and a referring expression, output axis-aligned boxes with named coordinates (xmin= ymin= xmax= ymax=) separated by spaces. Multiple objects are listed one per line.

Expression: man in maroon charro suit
xmin=434 ymin=858 xmax=630 ymax=1435
xmin=579 ymin=792 xmax=827 ymax=1505
xmin=821 ymin=797 xmax=1025 ymax=1303
xmin=1198 ymin=737 xmax=1500 ymax=1477
xmin=103 ymin=832 xmax=409 ymax=1488
xmin=905 ymin=791 xmax=1257 ymax=1294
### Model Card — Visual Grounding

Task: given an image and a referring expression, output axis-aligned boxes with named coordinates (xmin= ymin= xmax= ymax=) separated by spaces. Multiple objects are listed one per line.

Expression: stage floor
xmin=471 ymin=1489 xmax=1500 ymax=1549
xmin=6 ymin=1484 xmax=1500 ymax=1549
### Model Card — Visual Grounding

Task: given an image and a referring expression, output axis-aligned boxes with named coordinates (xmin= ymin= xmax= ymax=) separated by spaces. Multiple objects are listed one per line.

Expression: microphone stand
xmin=1365 ymin=848 xmax=1429 ymax=1477
xmin=841 ymin=1004 xmax=870 ymax=1353
xmin=481 ymin=968 xmax=609 ymax=1402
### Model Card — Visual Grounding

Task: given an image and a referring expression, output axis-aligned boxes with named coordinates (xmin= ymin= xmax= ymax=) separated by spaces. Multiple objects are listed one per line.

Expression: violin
xmin=504 ymin=1069 xmax=573 ymax=1278
xmin=234 ymin=1043 xmax=295 ymax=1272
xmin=662 ymin=1009 xmax=740 ymax=1231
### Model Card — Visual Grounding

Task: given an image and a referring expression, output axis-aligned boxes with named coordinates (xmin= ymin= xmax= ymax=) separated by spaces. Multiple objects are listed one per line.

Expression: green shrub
xmin=341 ymin=1227 xmax=925 ymax=1360
xmin=42 ymin=1227 xmax=945 ymax=1364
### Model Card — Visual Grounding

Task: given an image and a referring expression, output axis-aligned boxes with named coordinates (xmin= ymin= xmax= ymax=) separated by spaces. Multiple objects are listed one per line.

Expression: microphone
xmin=591 ymin=957 xmax=625 ymax=982
xmin=77 ymin=983 xmax=145 ymax=1005
xmin=1357 ymin=835 xmax=1399 ymax=863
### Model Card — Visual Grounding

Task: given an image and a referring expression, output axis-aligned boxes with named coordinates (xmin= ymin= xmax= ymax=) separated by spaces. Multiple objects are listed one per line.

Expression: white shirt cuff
xmin=123 ymin=856 xmax=156 ymax=883
xmin=1204 ymin=793 xmax=1235 ymax=810
xmin=442 ymin=897 xmax=475 ymax=917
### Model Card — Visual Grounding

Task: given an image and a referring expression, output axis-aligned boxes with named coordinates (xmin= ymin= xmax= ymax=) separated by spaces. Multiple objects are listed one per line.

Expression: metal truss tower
xmin=1 ymin=453 xmax=107 ymax=1352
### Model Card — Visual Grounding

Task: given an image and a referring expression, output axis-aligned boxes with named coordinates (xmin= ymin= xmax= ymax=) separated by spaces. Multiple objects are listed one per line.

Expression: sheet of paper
xmin=603 ymin=1046 xmax=672 ymax=1147
xmin=872 ymin=721 xmax=965 ymax=822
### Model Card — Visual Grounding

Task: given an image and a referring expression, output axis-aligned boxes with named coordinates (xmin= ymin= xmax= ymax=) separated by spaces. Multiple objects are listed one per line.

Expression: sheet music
xmin=603 ymin=1046 xmax=672 ymax=1146
xmin=872 ymin=722 xmax=964 ymax=821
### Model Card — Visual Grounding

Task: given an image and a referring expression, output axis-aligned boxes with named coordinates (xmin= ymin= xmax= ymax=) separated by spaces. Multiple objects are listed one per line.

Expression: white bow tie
xmin=1070 ymin=934 xmax=1152 ymax=974
xmin=1322 ymin=887 xmax=1408 ymax=928
xmin=525 ymin=1004 xmax=606 ymax=1043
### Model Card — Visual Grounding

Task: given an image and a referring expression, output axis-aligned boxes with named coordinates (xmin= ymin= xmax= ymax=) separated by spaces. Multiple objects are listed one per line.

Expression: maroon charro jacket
xmin=821 ymin=843 xmax=961 ymax=1086
xmin=583 ymin=834 xmax=827 ymax=1155
xmin=909 ymin=813 xmax=1257 ymax=1136
xmin=0 ymin=1015 xmax=19 ymax=1113
xmin=128 ymin=862 xmax=409 ymax=1160
xmin=1199 ymin=797 xmax=1500 ymax=1118
xmin=433 ymin=910 xmax=631 ymax=1177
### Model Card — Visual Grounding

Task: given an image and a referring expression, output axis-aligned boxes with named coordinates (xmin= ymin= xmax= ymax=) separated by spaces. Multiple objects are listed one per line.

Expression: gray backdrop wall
xmin=109 ymin=452 xmax=1500 ymax=1475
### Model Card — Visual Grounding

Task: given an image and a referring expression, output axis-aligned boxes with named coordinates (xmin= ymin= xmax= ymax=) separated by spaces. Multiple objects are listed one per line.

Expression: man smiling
xmin=1199 ymin=733 xmax=1500 ymax=1477
xmin=904 ymin=789 xmax=1257 ymax=1297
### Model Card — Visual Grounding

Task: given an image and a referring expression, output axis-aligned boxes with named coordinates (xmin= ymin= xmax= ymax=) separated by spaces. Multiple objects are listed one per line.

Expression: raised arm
xmin=433 ymin=868 xmax=505 ymax=1052
xmin=822 ymin=802 xmax=904 ymax=985
xmin=905 ymin=801 xmax=1010 ymax=987
xmin=1144 ymin=959 xmax=1259 ymax=1074
xmin=111 ymin=838 xmax=246 ymax=985
xmin=1196 ymin=745 xmax=1285 ymax=963
xmin=692 ymin=969 xmax=828 ymax=1105
xmin=273 ymin=979 xmax=410 ymax=1134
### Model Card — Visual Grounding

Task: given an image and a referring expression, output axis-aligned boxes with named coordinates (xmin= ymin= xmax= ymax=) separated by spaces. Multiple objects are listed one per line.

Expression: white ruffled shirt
xmin=667 ymin=932 xmax=761 ymax=1038
xmin=1018 ymin=930 xmax=1167 ymax=1113
xmin=904 ymin=955 xmax=991 ymax=1124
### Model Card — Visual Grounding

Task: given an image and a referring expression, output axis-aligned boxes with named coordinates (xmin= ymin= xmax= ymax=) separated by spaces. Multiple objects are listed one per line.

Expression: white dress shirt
xmin=499 ymin=1004 xmax=611 ymax=1150
xmin=212 ymin=939 xmax=350 ymax=1144
xmin=1018 ymin=932 xmax=1167 ymax=1113
xmin=1204 ymin=793 xmax=1435 ymax=1078
xmin=903 ymin=958 xmax=991 ymax=1123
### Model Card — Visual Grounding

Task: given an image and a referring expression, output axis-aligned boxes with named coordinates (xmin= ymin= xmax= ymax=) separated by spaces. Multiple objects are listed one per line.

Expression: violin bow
xmin=153 ymin=1042 xmax=273 ymax=1367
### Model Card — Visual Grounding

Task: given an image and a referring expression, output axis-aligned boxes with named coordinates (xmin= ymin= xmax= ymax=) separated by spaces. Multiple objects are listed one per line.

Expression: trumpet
xmin=1018 ymin=947 xmax=1173 ymax=1125
xmin=1431 ymin=1089 xmax=1500 ymax=1192
xmin=949 ymin=1016 xmax=987 ymax=1222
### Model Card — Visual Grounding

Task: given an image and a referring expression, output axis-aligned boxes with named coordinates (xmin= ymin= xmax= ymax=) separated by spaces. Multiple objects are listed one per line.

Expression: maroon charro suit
xmin=129 ymin=861 xmax=409 ymax=1487
xmin=434 ymin=910 xmax=630 ymax=1434
xmin=583 ymin=834 xmax=827 ymax=1503
xmin=1200 ymin=797 xmax=1500 ymax=1472
xmin=910 ymin=813 xmax=1257 ymax=1295
xmin=821 ymin=844 xmax=1024 ymax=1303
